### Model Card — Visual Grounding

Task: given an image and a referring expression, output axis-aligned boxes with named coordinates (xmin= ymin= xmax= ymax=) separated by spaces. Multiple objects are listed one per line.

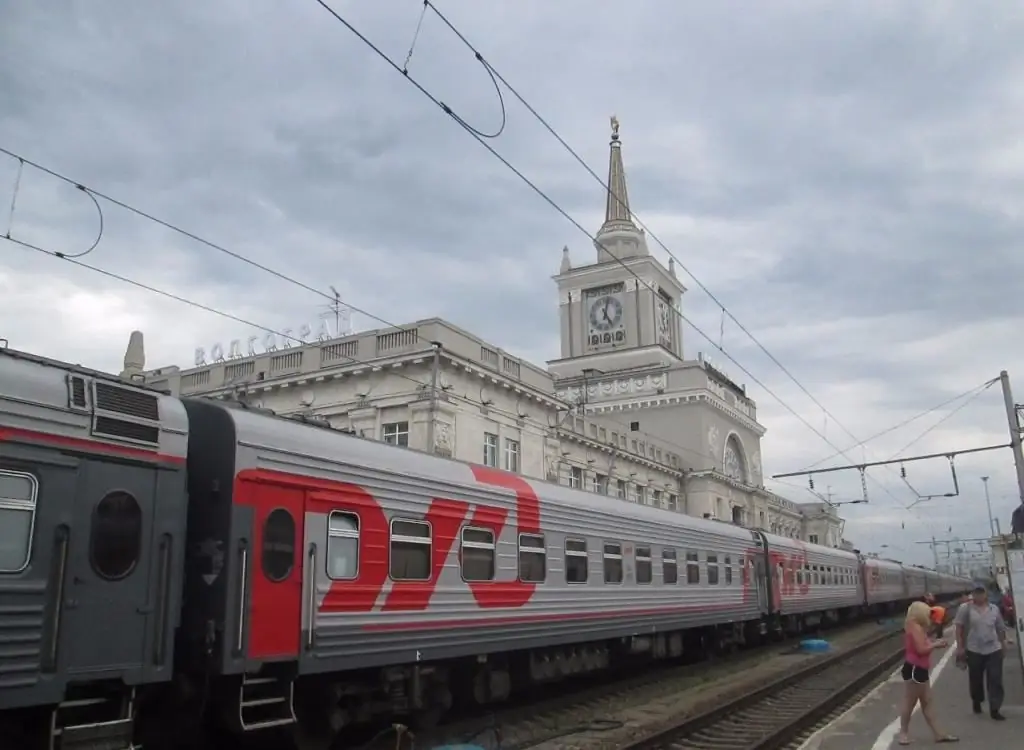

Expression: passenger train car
xmin=0 ymin=348 xmax=972 ymax=749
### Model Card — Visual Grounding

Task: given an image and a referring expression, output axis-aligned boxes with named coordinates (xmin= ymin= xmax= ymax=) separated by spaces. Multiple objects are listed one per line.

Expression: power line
xmin=796 ymin=378 xmax=999 ymax=472
xmin=886 ymin=379 xmax=998 ymax=461
xmin=311 ymin=0 xmax=924 ymax=518
xmin=1 ymin=214 xmax=714 ymax=469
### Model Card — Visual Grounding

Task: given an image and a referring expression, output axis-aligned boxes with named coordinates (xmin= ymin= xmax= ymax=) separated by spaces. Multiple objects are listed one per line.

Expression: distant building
xmin=140 ymin=118 xmax=843 ymax=546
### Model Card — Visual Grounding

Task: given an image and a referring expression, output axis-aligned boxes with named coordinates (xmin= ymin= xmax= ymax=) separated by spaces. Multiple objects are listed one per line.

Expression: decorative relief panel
xmin=434 ymin=421 xmax=454 ymax=458
xmin=556 ymin=373 xmax=668 ymax=403
xmin=750 ymin=451 xmax=762 ymax=482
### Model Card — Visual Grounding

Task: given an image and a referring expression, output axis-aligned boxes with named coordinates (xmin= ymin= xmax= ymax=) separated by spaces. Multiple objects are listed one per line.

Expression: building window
xmin=627 ymin=484 xmax=637 ymax=503
xmin=637 ymin=485 xmax=646 ymax=505
xmin=707 ymin=553 xmax=720 ymax=585
xmin=663 ymin=548 xmax=678 ymax=584
xmin=616 ymin=480 xmax=627 ymax=499
xmin=0 ymin=471 xmax=37 ymax=572
xmin=382 ymin=421 xmax=409 ymax=447
xmin=390 ymin=519 xmax=431 ymax=580
xmin=652 ymin=489 xmax=663 ymax=508
xmin=326 ymin=511 xmax=359 ymax=579
xmin=686 ymin=551 xmax=700 ymax=584
xmin=809 ymin=534 xmax=819 ymax=545
xmin=483 ymin=432 xmax=498 ymax=467
xmin=460 ymin=527 xmax=495 ymax=581
xmin=565 ymin=538 xmax=588 ymax=584
xmin=518 ymin=533 xmax=545 ymax=582
xmin=90 ymin=490 xmax=143 ymax=581
xmin=568 ymin=466 xmax=583 ymax=489
xmin=603 ymin=542 xmax=623 ymax=583
xmin=504 ymin=438 xmax=520 ymax=473
xmin=594 ymin=474 xmax=609 ymax=494
xmin=635 ymin=546 xmax=652 ymax=584
xmin=667 ymin=494 xmax=678 ymax=512
xmin=630 ymin=421 xmax=640 ymax=432
xmin=261 ymin=508 xmax=296 ymax=583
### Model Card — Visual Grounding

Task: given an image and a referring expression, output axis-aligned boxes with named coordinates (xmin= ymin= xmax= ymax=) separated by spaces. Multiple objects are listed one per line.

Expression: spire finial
xmin=560 ymin=245 xmax=572 ymax=273
xmin=669 ymin=257 xmax=677 ymax=278
xmin=610 ymin=114 xmax=620 ymax=139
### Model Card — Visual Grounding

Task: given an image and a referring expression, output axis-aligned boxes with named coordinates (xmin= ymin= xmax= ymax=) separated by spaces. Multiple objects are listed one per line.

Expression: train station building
xmin=136 ymin=121 xmax=845 ymax=548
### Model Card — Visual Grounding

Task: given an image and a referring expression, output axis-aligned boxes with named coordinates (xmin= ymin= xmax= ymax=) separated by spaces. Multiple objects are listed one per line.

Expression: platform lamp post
xmin=981 ymin=476 xmax=996 ymax=539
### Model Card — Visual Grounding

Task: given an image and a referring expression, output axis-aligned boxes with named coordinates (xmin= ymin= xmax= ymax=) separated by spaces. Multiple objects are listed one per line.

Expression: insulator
xmin=808 ymin=476 xmax=815 ymax=490
xmin=900 ymin=464 xmax=907 ymax=479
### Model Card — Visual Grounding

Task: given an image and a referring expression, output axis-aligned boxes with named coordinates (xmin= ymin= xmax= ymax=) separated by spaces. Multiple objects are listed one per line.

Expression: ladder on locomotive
xmin=238 ymin=673 xmax=296 ymax=731
xmin=50 ymin=688 xmax=137 ymax=750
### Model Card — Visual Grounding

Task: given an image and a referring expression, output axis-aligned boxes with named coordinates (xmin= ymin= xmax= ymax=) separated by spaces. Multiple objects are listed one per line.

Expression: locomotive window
xmin=390 ymin=519 xmax=432 ymax=581
xmin=724 ymin=555 xmax=733 ymax=585
xmin=663 ymin=548 xmax=678 ymax=584
xmin=518 ymin=533 xmax=546 ymax=583
xmin=706 ymin=554 xmax=720 ymax=585
xmin=685 ymin=551 xmax=700 ymax=584
xmin=565 ymin=538 xmax=588 ymax=584
xmin=603 ymin=542 xmax=623 ymax=584
xmin=0 ymin=471 xmax=37 ymax=573
xmin=326 ymin=512 xmax=360 ymax=580
xmin=635 ymin=546 xmax=652 ymax=585
xmin=89 ymin=490 xmax=143 ymax=581
xmin=461 ymin=527 xmax=495 ymax=582
xmin=261 ymin=508 xmax=296 ymax=582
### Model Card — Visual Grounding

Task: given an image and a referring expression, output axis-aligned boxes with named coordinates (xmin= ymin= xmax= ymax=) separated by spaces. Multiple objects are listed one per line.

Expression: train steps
xmin=50 ymin=688 xmax=137 ymax=750
xmin=238 ymin=673 xmax=296 ymax=731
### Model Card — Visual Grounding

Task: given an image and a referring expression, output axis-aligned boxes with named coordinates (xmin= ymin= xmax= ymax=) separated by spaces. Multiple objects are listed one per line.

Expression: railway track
xmin=615 ymin=627 xmax=906 ymax=750
xmin=399 ymin=620 xmax=903 ymax=750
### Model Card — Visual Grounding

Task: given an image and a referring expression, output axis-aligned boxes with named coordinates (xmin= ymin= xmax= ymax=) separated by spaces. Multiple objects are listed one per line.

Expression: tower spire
xmin=594 ymin=116 xmax=648 ymax=261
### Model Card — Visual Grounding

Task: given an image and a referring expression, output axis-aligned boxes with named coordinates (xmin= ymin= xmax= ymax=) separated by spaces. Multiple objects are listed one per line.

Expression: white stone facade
xmin=140 ymin=119 xmax=844 ymax=546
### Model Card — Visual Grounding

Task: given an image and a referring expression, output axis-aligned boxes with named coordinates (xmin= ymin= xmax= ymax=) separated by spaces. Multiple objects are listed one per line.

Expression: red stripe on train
xmin=0 ymin=425 xmax=185 ymax=465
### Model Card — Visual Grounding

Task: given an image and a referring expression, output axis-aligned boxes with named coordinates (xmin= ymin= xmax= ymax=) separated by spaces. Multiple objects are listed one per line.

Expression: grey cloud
xmin=4 ymin=0 xmax=1024 ymax=563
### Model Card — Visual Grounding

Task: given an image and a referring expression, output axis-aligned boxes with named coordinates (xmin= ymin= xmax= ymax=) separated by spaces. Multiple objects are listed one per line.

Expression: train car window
xmin=326 ymin=511 xmax=360 ymax=580
xmin=518 ymin=533 xmax=546 ymax=582
xmin=603 ymin=542 xmax=623 ymax=584
xmin=89 ymin=490 xmax=143 ymax=580
xmin=663 ymin=549 xmax=678 ymax=584
xmin=390 ymin=519 xmax=432 ymax=581
xmin=635 ymin=546 xmax=652 ymax=585
xmin=461 ymin=527 xmax=495 ymax=582
xmin=261 ymin=508 xmax=296 ymax=583
xmin=685 ymin=551 xmax=700 ymax=584
xmin=724 ymin=555 xmax=733 ymax=585
xmin=706 ymin=554 xmax=720 ymax=585
xmin=0 ymin=471 xmax=37 ymax=573
xmin=565 ymin=538 xmax=588 ymax=584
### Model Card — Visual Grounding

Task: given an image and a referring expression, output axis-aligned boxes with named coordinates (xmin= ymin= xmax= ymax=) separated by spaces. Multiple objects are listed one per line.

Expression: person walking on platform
xmin=924 ymin=594 xmax=946 ymax=639
xmin=954 ymin=585 xmax=1007 ymax=721
xmin=898 ymin=601 xmax=958 ymax=746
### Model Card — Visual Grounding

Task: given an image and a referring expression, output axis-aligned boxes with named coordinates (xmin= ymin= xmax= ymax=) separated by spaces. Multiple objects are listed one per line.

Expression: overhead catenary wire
xmin=0 ymin=200 xmax=713 ymax=469
xmin=310 ymin=0 xmax=926 ymax=518
xmin=885 ymin=378 xmax=999 ymax=462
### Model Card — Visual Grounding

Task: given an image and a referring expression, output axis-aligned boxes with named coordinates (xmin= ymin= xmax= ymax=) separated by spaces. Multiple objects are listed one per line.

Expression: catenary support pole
xmin=999 ymin=370 xmax=1024 ymax=506
xmin=981 ymin=475 xmax=996 ymax=538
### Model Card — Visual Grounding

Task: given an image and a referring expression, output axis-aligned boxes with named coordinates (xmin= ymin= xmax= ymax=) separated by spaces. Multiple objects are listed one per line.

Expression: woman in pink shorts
xmin=898 ymin=600 xmax=958 ymax=745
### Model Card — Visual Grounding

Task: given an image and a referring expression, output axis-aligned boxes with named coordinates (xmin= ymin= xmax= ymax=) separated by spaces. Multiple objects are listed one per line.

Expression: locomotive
xmin=0 ymin=347 xmax=971 ymax=749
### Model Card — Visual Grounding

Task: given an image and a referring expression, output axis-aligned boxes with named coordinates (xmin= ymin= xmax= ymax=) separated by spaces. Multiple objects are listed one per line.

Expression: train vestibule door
xmin=63 ymin=460 xmax=160 ymax=679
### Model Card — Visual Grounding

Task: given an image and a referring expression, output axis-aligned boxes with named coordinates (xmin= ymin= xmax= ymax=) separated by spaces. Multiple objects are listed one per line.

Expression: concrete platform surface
xmin=798 ymin=635 xmax=1023 ymax=750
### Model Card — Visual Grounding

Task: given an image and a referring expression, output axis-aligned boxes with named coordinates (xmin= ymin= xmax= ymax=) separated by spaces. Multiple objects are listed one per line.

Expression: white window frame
xmin=325 ymin=510 xmax=360 ymax=580
xmin=663 ymin=548 xmax=678 ymax=584
xmin=382 ymin=421 xmax=410 ymax=447
xmin=616 ymin=479 xmax=627 ymax=499
xmin=568 ymin=465 xmax=583 ymax=489
xmin=635 ymin=545 xmax=653 ymax=585
xmin=389 ymin=518 xmax=432 ymax=581
xmin=504 ymin=438 xmax=520 ymax=473
xmin=0 ymin=470 xmax=38 ymax=573
xmin=517 ymin=532 xmax=546 ymax=582
xmin=483 ymin=432 xmax=498 ymax=467
xmin=603 ymin=541 xmax=624 ymax=584
xmin=564 ymin=537 xmax=589 ymax=584
xmin=460 ymin=526 xmax=496 ymax=582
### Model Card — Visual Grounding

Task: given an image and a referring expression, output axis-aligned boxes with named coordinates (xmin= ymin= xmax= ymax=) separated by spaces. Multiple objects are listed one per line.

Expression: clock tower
xmin=549 ymin=118 xmax=687 ymax=380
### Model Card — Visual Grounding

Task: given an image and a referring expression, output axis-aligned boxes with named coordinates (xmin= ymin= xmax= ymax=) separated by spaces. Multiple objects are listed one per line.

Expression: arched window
xmin=90 ymin=491 xmax=143 ymax=580
xmin=723 ymin=435 xmax=747 ymax=483
xmin=261 ymin=508 xmax=296 ymax=583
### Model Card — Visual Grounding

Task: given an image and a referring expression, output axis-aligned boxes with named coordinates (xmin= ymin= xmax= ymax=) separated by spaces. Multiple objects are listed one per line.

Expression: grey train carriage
xmin=0 ymin=346 xmax=972 ymax=749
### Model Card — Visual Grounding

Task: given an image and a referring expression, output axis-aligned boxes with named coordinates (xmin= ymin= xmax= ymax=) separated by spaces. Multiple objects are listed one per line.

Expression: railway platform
xmin=799 ymin=637 xmax=1023 ymax=750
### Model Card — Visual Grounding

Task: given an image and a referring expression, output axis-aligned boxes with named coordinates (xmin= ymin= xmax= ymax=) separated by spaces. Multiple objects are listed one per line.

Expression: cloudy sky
xmin=3 ymin=0 xmax=1022 ymax=566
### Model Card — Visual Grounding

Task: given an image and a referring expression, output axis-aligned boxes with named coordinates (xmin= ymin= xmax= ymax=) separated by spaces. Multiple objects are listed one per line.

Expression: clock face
xmin=589 ymin=295 xmax=623 ymax=332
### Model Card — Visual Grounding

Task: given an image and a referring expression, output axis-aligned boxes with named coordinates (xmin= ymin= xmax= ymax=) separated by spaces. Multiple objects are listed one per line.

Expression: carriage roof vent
xmin=91 ymin=380 xmax=161 ymax=447
xmin=67 ymin=375 xmax=89 ymax=410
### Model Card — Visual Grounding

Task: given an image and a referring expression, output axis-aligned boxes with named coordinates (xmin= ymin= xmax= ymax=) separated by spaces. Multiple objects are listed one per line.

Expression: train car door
xmin=750 ymin=532 xmax=772 ymax=613
xmin=62 ymin=459 xmax=159 ymax=680
xmin=241 ymin=480 xmax=304 ymax=661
